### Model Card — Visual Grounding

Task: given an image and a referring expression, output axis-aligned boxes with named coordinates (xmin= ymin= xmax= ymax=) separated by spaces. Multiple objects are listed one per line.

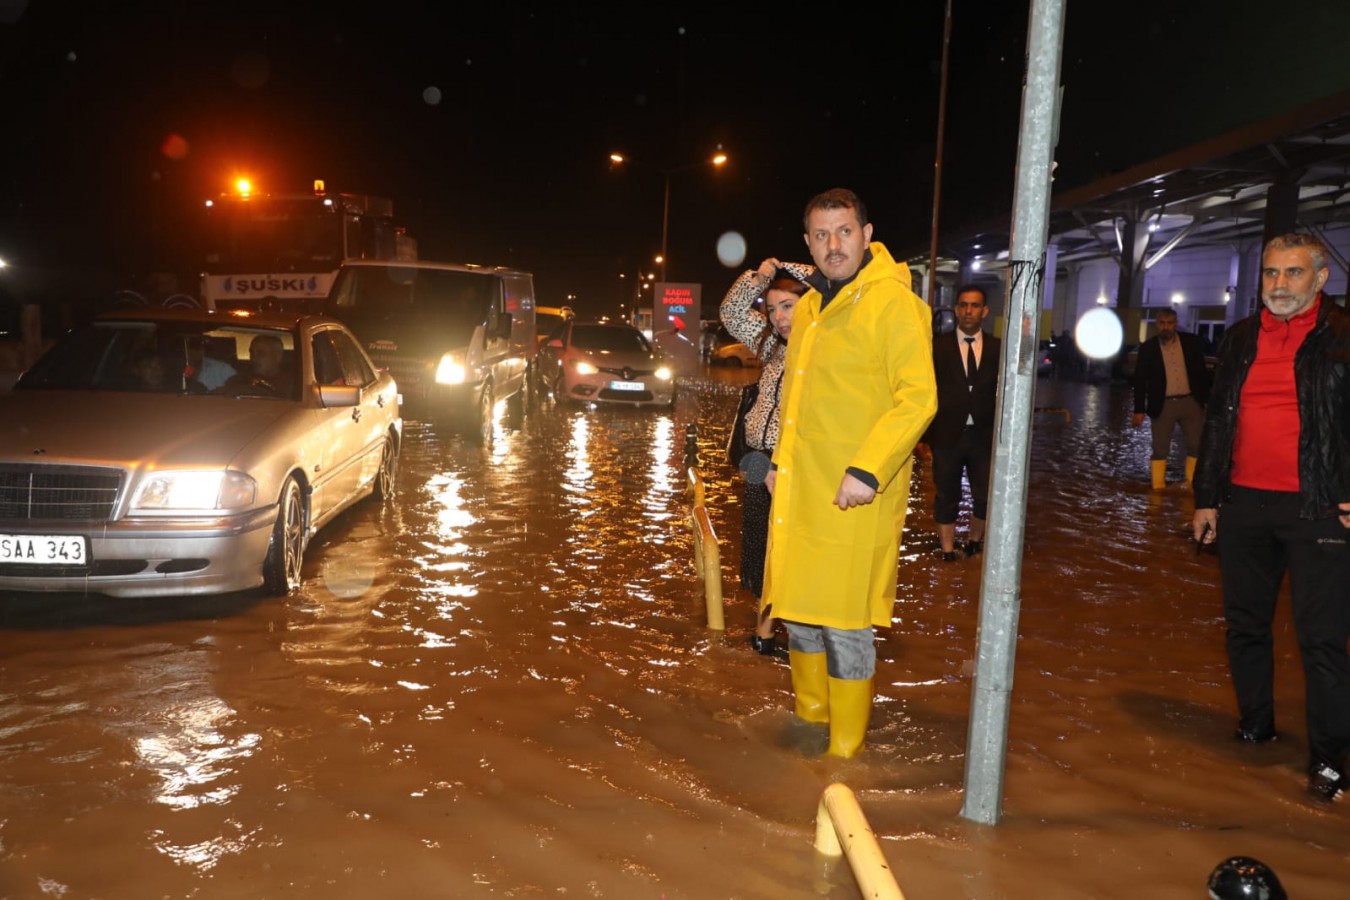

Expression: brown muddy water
xmin=0 ymin=367 xmax=1346 ymax=899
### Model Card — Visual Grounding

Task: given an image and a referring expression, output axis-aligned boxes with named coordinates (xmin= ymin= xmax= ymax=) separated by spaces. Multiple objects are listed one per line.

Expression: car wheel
xmin=505 ymin=377 xmax=526 ymax=425
xmin=263 ymin=477 xmax=306 ymax=595
xmin=372 ymin=435 xmax=398 ymax=501
xmin=470 ymin=381 xmax=494 ymax=445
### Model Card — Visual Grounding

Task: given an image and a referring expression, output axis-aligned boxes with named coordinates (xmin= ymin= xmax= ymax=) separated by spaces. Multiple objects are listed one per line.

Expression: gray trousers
xmin=784 ymin=622 xmax=876 ymax=680
xmin=1150 ymin=395 xmax=1204 ymax=460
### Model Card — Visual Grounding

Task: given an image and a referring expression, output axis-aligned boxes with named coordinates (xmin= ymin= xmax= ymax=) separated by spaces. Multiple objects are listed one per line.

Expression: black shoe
xmin=749 ymin=634 xmax=777 ymax=656
xmin=940 ymin=550 xmax=959 ymax=563
xmin=964 ymin=540 xmax=983 ymax=558
xmin=1308 ymin=762 xmax=1344 ymax=802
xmin=1233 ymin=726 xmax=1278 ymax=744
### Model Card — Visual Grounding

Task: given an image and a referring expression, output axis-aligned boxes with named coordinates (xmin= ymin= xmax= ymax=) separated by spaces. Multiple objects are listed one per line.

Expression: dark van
xmin=327 ymin=260 xmax=536 ymax=442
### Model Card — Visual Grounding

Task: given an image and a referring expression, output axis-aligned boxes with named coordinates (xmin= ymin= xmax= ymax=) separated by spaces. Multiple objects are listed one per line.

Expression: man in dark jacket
xmin=923 ymin=284 xmax=1000 ymax=561
xmin=1131 ymin=307 xmax=1210 ymax=489
xmin=1192 ymin=232 xmax=1350 ymax=803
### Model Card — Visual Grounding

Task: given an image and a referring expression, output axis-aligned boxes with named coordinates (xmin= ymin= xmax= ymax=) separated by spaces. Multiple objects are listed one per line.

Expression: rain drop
xmin=1074 ymin=307 xmax=1124 ymax=360
xmin=716 ymin=232 xmax=747 ymax=268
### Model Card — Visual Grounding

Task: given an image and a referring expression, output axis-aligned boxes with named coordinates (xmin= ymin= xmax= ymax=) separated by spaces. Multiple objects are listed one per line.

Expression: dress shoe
xmin=940 ymin=550 xmax=958 ymax=563
xmin=1233 ymin=726 xmax=1277 ymax=744
xmin=749 ymin=634 xmax=777 ymax=656
xmin=963 ymin=540 xmax=983 ymax=558
xmin=1308 ymin=762 xmax=1344 ymax=802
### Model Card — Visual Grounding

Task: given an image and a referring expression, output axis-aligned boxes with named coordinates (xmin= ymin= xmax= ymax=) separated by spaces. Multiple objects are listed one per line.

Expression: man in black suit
xmin=1131 ymin=307 xmax=1209 ymax=489
xmin=923 ymin=284 xmax=1000 ymax=561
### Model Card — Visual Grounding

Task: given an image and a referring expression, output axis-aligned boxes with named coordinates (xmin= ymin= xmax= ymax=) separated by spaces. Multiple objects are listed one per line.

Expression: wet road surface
xmin=0 ymin=367 xmax=1346 ymax=898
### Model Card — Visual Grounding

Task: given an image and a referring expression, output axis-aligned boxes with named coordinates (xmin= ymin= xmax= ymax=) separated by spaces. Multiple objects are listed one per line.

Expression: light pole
xmin=609 ymin=150 xmax=728 ymax=282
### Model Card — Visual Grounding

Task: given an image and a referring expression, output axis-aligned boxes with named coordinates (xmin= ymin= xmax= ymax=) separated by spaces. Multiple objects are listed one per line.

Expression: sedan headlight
xmin=655 ymin=366 xmax=673 ymax=381
xmin=573 ymin=361 xmax=598 ymax=375
xmin=132 ymin=470 xmax=258 ymax=512
xmin=435 ymin=353 xmax=467 ymax=384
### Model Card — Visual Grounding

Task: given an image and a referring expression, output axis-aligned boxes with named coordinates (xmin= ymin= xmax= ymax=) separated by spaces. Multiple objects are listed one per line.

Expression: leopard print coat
xmin=718 ymin=262 xmax=814 ymax=451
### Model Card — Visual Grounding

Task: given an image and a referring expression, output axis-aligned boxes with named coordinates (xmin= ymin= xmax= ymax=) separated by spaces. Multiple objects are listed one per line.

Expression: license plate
xmin=609 ymin=380 xmax=644 ymax=391
xmin=0 ymin=534 xmax=89 ymax=565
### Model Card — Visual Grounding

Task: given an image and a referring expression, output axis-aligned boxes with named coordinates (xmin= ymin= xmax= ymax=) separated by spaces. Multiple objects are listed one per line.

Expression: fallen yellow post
xmin=814 ymin=783 xmax=906 ymax=900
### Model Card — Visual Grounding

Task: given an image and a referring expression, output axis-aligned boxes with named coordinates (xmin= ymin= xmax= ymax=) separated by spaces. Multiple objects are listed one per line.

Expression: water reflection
xmin=563 ymin=413 xmax=593 ymax=502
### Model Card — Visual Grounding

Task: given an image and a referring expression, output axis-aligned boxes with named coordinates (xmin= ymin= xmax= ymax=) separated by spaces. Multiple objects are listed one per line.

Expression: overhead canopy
xmin=914 ymin=90 xmax=1350 ymax=275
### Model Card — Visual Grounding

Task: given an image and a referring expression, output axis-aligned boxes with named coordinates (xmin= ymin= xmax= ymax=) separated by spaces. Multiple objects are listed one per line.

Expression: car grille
xmin=367 ymin=353 xmax=429 ymax=388
xmin=598 ymin=366 xmax=655 ymax=378
xmin=598 ymin=388 xmax=655 ymax=402
xmin=0 ymin=464 xmax=123 ymax=520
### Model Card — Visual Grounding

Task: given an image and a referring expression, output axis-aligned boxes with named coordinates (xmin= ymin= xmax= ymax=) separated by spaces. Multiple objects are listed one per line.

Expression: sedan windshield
xmin=18 ymin=321 xmax=300 ymax=400
xmin=570 ymin=325 xmax=651 ymax=354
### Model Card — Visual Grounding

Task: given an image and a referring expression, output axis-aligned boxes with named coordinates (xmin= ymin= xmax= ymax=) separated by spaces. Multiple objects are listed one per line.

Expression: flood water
xmin=0 ymin=366 xmax=1346 ymax=899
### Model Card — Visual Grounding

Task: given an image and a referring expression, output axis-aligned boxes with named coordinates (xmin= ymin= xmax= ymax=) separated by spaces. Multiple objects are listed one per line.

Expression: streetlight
xmin=608 ymin=150 xmax=728 ymax=282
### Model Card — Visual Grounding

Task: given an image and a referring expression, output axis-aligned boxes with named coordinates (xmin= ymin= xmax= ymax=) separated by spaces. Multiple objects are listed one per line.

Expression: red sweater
xmin=1231 ymin=297 xmax=1320 ymax=492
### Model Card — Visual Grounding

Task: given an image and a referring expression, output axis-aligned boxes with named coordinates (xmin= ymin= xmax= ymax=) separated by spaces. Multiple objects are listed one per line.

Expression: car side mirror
xmin=318 ymin=384 xmax=360 ymax=408
xmin=547 ymin=338 xmax=563 ymax=349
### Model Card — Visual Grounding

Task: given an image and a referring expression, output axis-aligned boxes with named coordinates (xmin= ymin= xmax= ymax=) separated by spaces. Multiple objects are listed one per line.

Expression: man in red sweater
xmin=1193 ymin=233 xmax=1350 ymax=803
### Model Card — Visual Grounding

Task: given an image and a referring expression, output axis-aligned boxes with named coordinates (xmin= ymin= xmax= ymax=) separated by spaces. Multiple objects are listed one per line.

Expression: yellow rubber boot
xmin=789 ymin=652 xmax=830 ymax=724
xmin=1185 ymin=456 xmax=1197 ymax=487
xmin=826 ymin=677 xmax=873 ymax=758
xmin=1150 ymin=459 xmax=1167 ymax=490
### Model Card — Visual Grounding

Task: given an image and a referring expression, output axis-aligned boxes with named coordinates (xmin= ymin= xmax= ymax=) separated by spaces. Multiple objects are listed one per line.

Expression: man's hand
xmin=834 ymin=473 xmax=876 ymax=509
xmin=1131 ymin=413 xmax=1146 ymax=428
xmin=1193 ymin=508 xmax=1218 ymax=544
xmin=764 ymin=469 xmax=776 ymax=496
xmin=1339 ymin=501 xmax=1350 ymax=529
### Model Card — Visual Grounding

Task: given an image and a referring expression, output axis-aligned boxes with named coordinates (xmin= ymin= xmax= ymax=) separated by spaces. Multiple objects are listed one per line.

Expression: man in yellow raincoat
xmin=763 ymin=188 xmax=937 ymax=758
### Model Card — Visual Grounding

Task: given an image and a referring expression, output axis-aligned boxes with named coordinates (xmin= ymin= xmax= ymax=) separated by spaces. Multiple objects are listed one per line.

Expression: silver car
xmin=541 ymin=321 xmax=676 ymax=407
xmin=0 ymin=308 xmax=401 ymax=597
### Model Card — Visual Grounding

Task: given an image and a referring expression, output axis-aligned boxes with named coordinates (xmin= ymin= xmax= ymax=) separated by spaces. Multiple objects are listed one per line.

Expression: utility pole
xmin=959 ymin=0 xmax=1067 ymax=827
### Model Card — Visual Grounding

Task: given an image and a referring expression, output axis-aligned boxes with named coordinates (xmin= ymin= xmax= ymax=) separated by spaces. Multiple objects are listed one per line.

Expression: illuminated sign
xmin=655 ymin=283 xmax=702 ymax=332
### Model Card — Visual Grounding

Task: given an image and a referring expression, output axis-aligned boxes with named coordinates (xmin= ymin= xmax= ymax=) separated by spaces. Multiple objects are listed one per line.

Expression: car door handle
xmin=351 ymin=408 xmax=362 ymax=423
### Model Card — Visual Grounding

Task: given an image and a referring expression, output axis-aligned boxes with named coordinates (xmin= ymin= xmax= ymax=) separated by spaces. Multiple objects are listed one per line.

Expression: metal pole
xmin=926 ymin=0 xmax=953 ymax=304
xmin=959 ymin=0 xmax=1066 ymax=827
xmin=660 ymin=171 xmax=672 ymax=283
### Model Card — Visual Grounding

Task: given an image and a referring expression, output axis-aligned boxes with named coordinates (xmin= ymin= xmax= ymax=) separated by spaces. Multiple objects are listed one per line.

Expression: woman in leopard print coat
xmin=719 ymin=257 xmax=813 ymax=655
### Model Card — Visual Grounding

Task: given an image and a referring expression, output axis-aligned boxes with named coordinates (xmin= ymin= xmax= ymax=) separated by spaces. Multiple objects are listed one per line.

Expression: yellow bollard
xmin=684 ymin=466 xmax=724 ymax=631
xmin=814 ymin=783 xmax=906 ymax=900
xmin=693 ymin=505 xmax=724 ymax=630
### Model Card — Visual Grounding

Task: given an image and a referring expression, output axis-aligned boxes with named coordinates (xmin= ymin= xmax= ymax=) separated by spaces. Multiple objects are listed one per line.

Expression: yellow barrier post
xmin=814 ymin=783 xmax=906 ymax=900
xmin=683 ymin=463 xmax=725 ymax=630
xmin=693 ymin=504 xmax=724 ymax=630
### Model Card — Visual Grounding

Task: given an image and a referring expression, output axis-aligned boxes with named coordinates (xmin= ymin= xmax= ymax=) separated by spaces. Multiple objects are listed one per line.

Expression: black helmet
xmin=1207 ymin=856 xmax=1287 ymax=900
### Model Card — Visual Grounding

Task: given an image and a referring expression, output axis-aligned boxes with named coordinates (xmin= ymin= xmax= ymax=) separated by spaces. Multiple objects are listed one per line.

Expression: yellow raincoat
xmin=763 ymin=243 xmax=937 ymax=630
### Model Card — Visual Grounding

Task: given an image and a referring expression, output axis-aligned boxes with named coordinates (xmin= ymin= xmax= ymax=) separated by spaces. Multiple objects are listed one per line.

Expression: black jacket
xmin=923 ymin=330 xmax=1000 ymax=448
xmin=1132 ymin=331 xmax=1210 ymax=419
xmin=1193 ymin=297 xmax=1350 ymax=518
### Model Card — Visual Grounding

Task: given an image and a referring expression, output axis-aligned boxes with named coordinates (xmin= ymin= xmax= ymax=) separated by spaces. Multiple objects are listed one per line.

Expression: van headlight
xmin=435 ymin=353 xmax=467 ymax=384
xmin=132 ymin=470 xmax=258 ymax=512
xmin=655 ymin=366 xmax=673 ymax=381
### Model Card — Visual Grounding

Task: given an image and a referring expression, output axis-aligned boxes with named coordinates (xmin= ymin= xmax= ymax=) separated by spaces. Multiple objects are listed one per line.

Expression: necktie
xmin=964 ymin=336 xmax=977 ymax=387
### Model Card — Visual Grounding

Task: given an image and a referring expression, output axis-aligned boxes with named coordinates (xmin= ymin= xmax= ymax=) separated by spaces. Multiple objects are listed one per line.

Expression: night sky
xmin=2 ymin=1 xmax=1348 ymax=317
